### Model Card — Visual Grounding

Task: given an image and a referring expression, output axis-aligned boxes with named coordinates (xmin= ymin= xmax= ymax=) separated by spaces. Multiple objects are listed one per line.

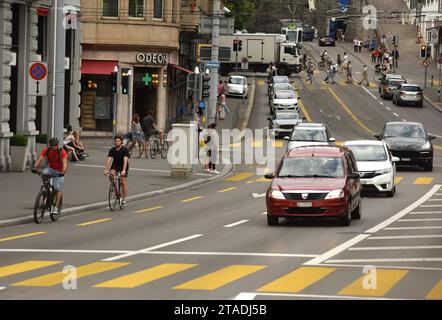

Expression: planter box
xmin=10 ymin=145 xmax=29 ymax=172
xmin=35 ymin=143 xmax=47 ymax=167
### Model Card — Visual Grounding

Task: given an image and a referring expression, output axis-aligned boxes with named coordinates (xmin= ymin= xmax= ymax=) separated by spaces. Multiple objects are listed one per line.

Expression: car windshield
xmin=387 ymin=80 xmax=405 ymax=87
xmin=401 ymin=86 xmax=421 ymax=92
xmin=274 ymin=83 xmax=292 ymax=91
xmin=275 ymin=112 xmax=299 ymax=120
xmin=278 ymin=157 xmax=345 ymax=178
xmin=229 ymin=77 xmax=244 ymax=85
xmin=347 ymin=145 xmax=387 ymax=161
xmin=275 ymin=91 xmax=295 ymax=99
xmin=273 ymin=77 xmax=289 ymax=83
xmin=291 ymin=129 xmax=327 ymax=142
xmin=384 ymin=124 xmax=426 ymax=138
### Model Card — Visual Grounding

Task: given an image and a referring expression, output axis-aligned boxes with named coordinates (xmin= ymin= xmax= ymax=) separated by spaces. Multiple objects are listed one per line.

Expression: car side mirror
xmin=265 ymin=173 xmax=275 ymax=179
xmin=284 ymin=136 xmax=290 ymax=140
xmin=428 ymin=135 xmax=436 ymax=140
xmin=302 ymin=117 xmax=307 ymax=120
xmin=297 ymin=96 xmax=301 ymax=100
xmin=329 ymin=137 xmax=336 ymax=143
xmin=374 ymin=134 xmax=382 ymax=140
xmin=392 ymin=156 xmax=400 ymax=162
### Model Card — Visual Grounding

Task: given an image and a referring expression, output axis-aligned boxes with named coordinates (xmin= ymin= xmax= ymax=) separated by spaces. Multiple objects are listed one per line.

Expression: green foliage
xmin=36 ymin=134 xmax=48 ymax=144
xmin=10 ymin=134 xmax=28 ymax=147
xmin=224 ymin=0 xmax=255 ymax=31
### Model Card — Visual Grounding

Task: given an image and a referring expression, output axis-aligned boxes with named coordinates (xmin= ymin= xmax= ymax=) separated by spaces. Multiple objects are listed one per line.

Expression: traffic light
xmin=392 ymin=35 xmax=396 ymax=46
xmin=420 ymin=44 xmax=427 ymax=59
xmin=121 ymin=68 xmax=129 ymax=94
xmin=201 ymin=74 xmax=210 ymax=98
xmin=238 ymin=40 xmax=243 ymax=51
xmin=151 ymin=73 xmax=159 ymax=87
xmin=233 ymin=39 xmax=238 ymax=52
xmin=110 ymin=71 xmax=118 ymax=93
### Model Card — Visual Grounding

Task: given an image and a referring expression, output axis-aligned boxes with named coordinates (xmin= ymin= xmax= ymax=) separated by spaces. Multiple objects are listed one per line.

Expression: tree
xmin=224 ymin=0 xmax=255 ymax=31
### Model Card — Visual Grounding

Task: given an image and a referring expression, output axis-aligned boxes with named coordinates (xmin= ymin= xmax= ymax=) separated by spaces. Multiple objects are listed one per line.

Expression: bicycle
xmin=149 ymin=133 xmax=169 ymax=159
xmin=31 ymin=168 xmax=64 ymax=224
xmin=124 ymin=133 xmax=144 ymax=159
xmin=107 ymin=172 xmax=124 ymax=211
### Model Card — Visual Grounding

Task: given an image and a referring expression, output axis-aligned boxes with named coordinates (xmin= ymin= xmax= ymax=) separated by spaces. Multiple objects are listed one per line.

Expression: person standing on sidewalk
xmin=104 ymin=135 xmax=129 ymax=207
xmin=364 ymin=38 xmax=370 ymax=52
xmin=345 ymin=61 xmax=353 ymax=84
xmin=370 ymin=38 xmax=377 ymax=52
xmin=377 ymin=48 xmax=383 ymax=64
xmin=358 ymin=65 xmax=370 ymax=86
xmin=371 ymin=49 xmax=378 ymax=63
xmin=341 ymin=52 xmax=349 ymax=73
xmin=204 ymin=123 xmax=219 ymax=174
xmin=391 ymin=47 xmax=400 ymax=68
xmin=353 ymin=37 xmax=359 ymax=52
xmin=358 ymin=39 xmax=363 ymax=52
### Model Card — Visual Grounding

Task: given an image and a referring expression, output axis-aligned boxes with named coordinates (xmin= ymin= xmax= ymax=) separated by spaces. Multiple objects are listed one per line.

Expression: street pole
xmin=424 ymin=65 xmax=428 ymax=89
xmin=127 ymin=69 xmax=133 ymax=133
xmin=54 ymin=0 xmax=66 ymax=144
xmin=208 ymin=0 xmax=220 ymax=125
xmin=112 ymin=66 xmax=118 ymax=137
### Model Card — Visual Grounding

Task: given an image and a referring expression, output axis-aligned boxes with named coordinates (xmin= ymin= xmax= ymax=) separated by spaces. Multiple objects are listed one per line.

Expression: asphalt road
xmin=1 ymin=43 xmax=441 ymax=300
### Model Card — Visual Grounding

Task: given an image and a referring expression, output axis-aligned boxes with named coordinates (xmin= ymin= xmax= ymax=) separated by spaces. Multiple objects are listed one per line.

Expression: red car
xmin=265 ymin=146 xmax=362 ymax=226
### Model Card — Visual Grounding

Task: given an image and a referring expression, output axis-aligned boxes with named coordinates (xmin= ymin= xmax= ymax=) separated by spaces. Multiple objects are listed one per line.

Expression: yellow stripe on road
xmin=434 ymin=145 xmax=442 ymax=151
xmin=328 ymin=87 xmax=375 ymax=135
xmin=0 ymin=232 xmax=46 ymax=243
xmin=256 ymin=267 xmax=335 ymax=293
xmin=94 ymin=263 xmax=197 ymax=289
xmin=135 ymin=206 xmax=164 ymax=214
xmin=426 ymin=280 xmax=442 ymax=299
xmin=218 ymin=187 xmax=237 ymax=193
xmin=298 ymin=100 xmax=312 ymax=123
xmin=255 ymin=177 xmax=270 ymax=182
xmin=181 ymin=196 xmax=203 ymax=203
xmin=225 ymin=172 xmax=255 ymax=181
xmin=272 ymin=141 xmax=284 ymax=148
xmin=413 ymin=177 xmax=434 ymax=185
xmin=173 ymin=265 xmax=266 ymax=291
xmin=257 ymin=80 xmax=266 ymax=86
xmin=0 ymin=261 xmax=62 ymax=279
xmin=252 ymin=140 xmax=263 ymax=148
xmin=395 ymin=176 xmax=404 ymax=185
xmin=77 ymin=218 xmax=112 ymax=227
xmin=339 ymin=269 xmax=408 ymax=297
xmin=11 ymin=262 xmax=129 ymax=287
xmin=229 ymin=142 xmax=241 ymax=148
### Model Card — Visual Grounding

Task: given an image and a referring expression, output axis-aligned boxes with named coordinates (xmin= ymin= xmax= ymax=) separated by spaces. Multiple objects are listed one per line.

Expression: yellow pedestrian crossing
xmin=173 ymin=265 xmax=266 ymax=291
xmin=426 ymin=280 xmax=442 ymax=300
xmin=94 ymin=264 xmax=197 ymax=289
xmin=0 ymin=261 xmax=62 ymax=279
xmin=395 ymin=176 xmax=404 ymax=185
xmin=338 ymin=269 xmax=409 ymax=297
xmin=413 ymin=177 xmax=434 ymax=185
xmin=11 ymin=262 xmax=129 ymax=287
xmin=256 ymin=267 xmax=335 ymax=293
xmin=225 ymin=172 xmax=254 ymax=181
xmin=257 ymin=80 xmax=266 ymax=86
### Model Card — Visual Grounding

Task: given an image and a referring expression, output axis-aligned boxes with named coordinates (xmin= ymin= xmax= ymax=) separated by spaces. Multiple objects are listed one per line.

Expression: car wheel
xmin=386 ymin=186 xmax=395 ymax=198
xmin=267 ymin=215 xmax=279 ymax=226
xmin=339 ymin=204 xmax=351 ymax=226
xmin=424 ymin=160 xmax=433 ymax=172
xmin=351 ymin=201 xmax=362 ymax=220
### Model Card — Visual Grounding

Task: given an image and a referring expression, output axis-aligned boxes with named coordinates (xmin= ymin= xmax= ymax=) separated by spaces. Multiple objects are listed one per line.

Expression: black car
xmin=375 ymin=122 xmax=436 ymax=171
xmin=319 ymin=37 xmax=335 ymax=46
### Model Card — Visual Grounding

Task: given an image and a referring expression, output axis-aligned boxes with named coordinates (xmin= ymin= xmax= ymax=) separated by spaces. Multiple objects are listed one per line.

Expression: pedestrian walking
xmin=358 ymin=65 xmax=370 ymax=86
xmin=337 ymin=53 xmax=342 ymax=72
xmin=353 ymin=37 xmax=359 ymax=52
xmin=341 ymin=33 xmax=346 ymax=43
xmin=364 ymin=38 xmax=370 ymax=52
xmin=371 ymin=49 xmax=378 ymax=63
xmin=391 ymin=47 xmax=400 ymax=68
xmin=377 ymin=48 xmax=383 ymax=64
xmin=345 ymin=61 xmax=353 ymax=84
xmin=306 ymin=60 xmax=314 ymax=84
xmin=217 ymin=93 xmax=227 ymax=120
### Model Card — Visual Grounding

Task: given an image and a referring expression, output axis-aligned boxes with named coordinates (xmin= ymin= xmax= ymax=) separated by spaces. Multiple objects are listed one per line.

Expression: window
xmin=103 ymin=0 xmax=119 ymax=17
xmin=129 ymin=0 xmax=144 ymax=18
xmin=153 ymin=0 xmax=163 ymax=20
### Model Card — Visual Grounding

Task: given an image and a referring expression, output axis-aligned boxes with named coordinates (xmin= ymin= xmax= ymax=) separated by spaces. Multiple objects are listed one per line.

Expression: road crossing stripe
xmin=298 ymin=100 xmax=313 ymax=123
xmin=395 ymin=177 xmax=404 ymax=184
xmin=428 ymin=199 xmax=442 ymax=201
xmin=398 ymin=218 xmax=442 ymax=222
xmin=339 ymin=269 xmax=408 ymax=297
xmin=349 ymin=245 xmax=442 ymax=250
xmin=77 ymin=218 xmax=112 ymax=227
xmin=11 ymin=262 xmax=129 ymax=287
xmin=256 ymin=267 xmax=335 ymax=293
xmin=218 ymin=187 xmax=237 ymax=193
xmin=272 ymin=141 xmax=284 ymax=148
xmin=257 ymin=80 xmax=265 ymax=86
xmin=135 ymin=206 xmax=164 ymax=214
xmin=368 ymin=235 xmax=442 ymax=240
xmin=0 ymin=261 xmax=62 ymax=279
xmin=252 ymin=141 xmax=263 ymax=148
xmin=413 ymin=177 xmax=434 ymax=185
xmin=94 ymin=263 xmax=197 ymax=289
xmin=225 ymin=172 xmax=254 ymax=181
xmin=0 ymin=232 xmax=46 ymax=243
xmin=420 ymin=205 xmax=442 ymax=208
xmin=173 ymin=265 xmax=266 ymax=291
xmin=410 ymin=211 xmax=442 ymax=215
xmin=181 ymin=196 xmax=203 ymax=203
xmin=229 ymin=142 xmax=241 ymax=148
xmin=426 ymin=280 xmax=442 ymax=299
xmin=385 ymin=226 xmax=442 ymax=230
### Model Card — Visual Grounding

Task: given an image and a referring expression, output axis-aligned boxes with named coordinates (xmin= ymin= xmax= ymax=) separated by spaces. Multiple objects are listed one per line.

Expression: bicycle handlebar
xmin=31 ymin=168 xmax=64 ymax=177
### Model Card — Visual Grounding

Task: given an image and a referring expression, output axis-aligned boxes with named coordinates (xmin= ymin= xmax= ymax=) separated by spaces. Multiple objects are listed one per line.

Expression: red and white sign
xmin=28 ymin=62 xmax=48 ymax=96
xmin=422 ymin=59 xmax=430 ymax=67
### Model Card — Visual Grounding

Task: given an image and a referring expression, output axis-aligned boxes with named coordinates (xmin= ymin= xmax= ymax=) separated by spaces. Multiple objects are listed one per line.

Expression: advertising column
xmin=157 ymin=65 xmax=167 ymax=130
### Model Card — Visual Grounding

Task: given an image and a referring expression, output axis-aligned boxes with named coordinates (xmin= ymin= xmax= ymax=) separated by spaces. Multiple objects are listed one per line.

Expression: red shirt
xmin=41 ymin=147 xmax=67 ymax=172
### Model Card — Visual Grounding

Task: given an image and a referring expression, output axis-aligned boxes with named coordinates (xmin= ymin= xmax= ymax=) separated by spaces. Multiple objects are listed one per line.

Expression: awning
xmin=168 ymin=64 xmax=193 ymax=74
xmin=81 ymin=60 xmax=118 ymax=75
xmin=426 ymin=26 xmax=442 ymax=31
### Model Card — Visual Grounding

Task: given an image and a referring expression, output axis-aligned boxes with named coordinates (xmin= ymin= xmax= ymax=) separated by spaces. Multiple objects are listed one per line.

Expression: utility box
xmin=170 ymin=123 xmax=198 ymax=179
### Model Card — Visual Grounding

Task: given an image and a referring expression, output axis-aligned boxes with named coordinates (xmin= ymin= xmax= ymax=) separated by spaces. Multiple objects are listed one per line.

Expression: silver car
xmin=392 ymin=84 xmax=424 ymax=107
xmin=268 ymin=111 xmax=305 ymax=138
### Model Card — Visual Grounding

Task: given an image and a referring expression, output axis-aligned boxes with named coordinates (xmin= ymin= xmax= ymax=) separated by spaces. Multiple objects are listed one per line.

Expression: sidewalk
xmin=0 ymin=82 xmax=255 ymax=226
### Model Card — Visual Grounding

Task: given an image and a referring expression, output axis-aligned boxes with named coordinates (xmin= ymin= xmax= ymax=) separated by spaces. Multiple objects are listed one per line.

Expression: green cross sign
xmin=142 ymin=73 xmax=152 ymax=86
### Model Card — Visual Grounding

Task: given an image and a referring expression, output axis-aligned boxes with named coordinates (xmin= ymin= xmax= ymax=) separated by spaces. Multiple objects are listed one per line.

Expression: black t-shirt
xmin=108 ymin=146 xmax=129 ymax=172
xmin=142 ymin=115 xmax=154 ymax=132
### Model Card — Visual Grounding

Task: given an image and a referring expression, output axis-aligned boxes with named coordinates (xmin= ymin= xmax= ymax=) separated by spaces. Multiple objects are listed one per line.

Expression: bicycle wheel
xmin=33 ymin=190 xmax=47 ymax=224
xmin=160 ymin=141 xmax=169 ymax=159
xmin=133 ymin=140 xmax=144 ymax=159
xmin=50 ymin=195 xmax=62 ymax=222
xmin=108 ymin=182 xmax=117 ymax=211
xmin=118 ymin=180 xmax=124 ymax=210
xmin=150 ymin=140 xmax=159 ymax=159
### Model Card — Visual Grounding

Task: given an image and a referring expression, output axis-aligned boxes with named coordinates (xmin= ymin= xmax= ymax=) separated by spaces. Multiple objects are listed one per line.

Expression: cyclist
xmin=33 ymin=137 xmax=68 ymax=216
xmin=142 ymin=112 xmax=164 ymax=155
xmin=104 ymin=135 xmax=129 ymax=206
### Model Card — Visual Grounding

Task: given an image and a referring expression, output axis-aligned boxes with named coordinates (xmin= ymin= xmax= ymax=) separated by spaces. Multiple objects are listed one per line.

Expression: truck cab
xmin=277 ymin=42 xmax=302 ymax=75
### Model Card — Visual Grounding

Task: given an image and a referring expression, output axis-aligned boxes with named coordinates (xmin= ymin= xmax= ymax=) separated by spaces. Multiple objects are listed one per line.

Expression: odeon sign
xmin=136 ymin=53 xmax=168 ymax=64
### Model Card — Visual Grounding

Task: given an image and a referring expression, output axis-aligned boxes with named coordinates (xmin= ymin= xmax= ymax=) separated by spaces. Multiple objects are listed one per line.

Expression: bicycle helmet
xmin=48 ymin=137 xmax=59 ymax=146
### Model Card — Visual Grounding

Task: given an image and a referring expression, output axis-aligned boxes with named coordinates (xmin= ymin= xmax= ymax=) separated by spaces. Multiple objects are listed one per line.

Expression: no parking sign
xmin=28 ymin=62 xmax=48 ymax=96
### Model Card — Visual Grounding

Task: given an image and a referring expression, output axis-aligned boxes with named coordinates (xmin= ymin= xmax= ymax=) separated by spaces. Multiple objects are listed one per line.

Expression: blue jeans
xmin=43 ymin=168 xmax=64 ymax=192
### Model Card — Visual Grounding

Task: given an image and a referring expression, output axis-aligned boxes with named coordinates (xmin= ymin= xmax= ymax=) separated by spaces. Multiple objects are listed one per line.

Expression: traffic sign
xmin=28 ymin=62 xmax=48 ymax=96
xmin=204 ymin=61 xmax=219 ymax=68
xmin=438 ymin=57 xmax=442 ymax=65
xmin=422 ymin=59 xmax=430 ymax=67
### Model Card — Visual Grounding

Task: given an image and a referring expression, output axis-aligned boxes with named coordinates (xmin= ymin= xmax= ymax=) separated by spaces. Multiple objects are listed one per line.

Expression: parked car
xmin=375 ymin=121 xmax=435 ymax=171
xmin=270 ymin=90 xmax=299 ymax=114
xmin=392 ymin=84 xmax=424 ymax=107
xmin=268 ymin=82 xmax=295 ymax=104
xmin=379 ymin=78 xmax=406 ymax=100
xmin=226 ymin=75 xmax=249 ymax=98
xmin=285 ymin=123 xmax=335 ymax=151
xmin=343 ymin=140 xmax=399 ymax=197
xmin=318 ymin=37 xmax=335 ymax=46
xmin=268 ymin=75 xmax=290 ymax=96
xmin=265 ymin=145 xmax=362 ymax=226
xmin=268 ymin=111 xmax=305 ymax=138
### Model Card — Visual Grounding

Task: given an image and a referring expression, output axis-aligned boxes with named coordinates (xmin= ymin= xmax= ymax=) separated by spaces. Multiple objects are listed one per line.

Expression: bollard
xmin=431 ymin=75 xmax=434 ymax=87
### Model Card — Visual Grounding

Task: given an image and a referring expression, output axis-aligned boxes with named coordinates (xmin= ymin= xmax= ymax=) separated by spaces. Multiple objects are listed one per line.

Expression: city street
xmin=1 ymin=36 xmax=442 ymax=300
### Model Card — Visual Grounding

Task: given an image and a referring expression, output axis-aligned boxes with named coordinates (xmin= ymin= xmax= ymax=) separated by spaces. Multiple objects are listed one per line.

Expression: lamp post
xmin=127 ymin=69 xmax=133 ymax=133
xmin=112 ymin=66 xmax=118 ymax=137
xmin=208 ymin=0 xmax=221 ymax=125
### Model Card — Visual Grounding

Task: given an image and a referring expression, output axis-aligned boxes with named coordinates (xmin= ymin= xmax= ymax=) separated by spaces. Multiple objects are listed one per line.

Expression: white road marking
xmin=368 ymin=235 xmax=442 ymax=240
xmin=398 ymin=218 xmax=442 ymax=222
xmin=326 ymin=258 xmax=442 ymax=263
xmin=336 ymin=116 xmax=341 ymax=121
xmin=75 ymin=164 xmax=210 ymax=177
xmin=224 ymin=220 xmax=249 ymax=228
xmin=318 ymin=263 xmax=442 ymax=272
xmin=393 ymin=112 xmax=400 ymax=117
xmin=402 ymin=119 xmax=407 ymax=122
xmin=410 ymin=211 xmax=442 ymax=215
xmin=233 ymin=292 xmax=403 ymax=301
xmin=0 ymin=249 xmax=130 ymax=254
xmin=361 ymin=85 xmax=378 ymax=100
xmin=385 ymin=107 xmax=391 ymax=111
xmin=428 ymin=199 xmax=442 ymax=201
xmin=304 ymin=185 xmax=441 ymax=266
xmin=102 ymin=234 xmax=204 ymax=262
xmin=348 ymin=245 xmax=442 ymax=251
xmin=261 ymin=211 xmax=267 ymax=215
xmin=0 ymin=287 xmax=5 ymax=291
xmin=428 ymin=133 xmax=442 ymax=139
xmin=421 ymin=205 xmax=442 ymax=208
xmin=379 ymin=101 xmax=384 ymax=105
xmin=385 ymin=226 xmax=442 ymax=230
xmin=252 ymin=193 xmax=266 ymax=198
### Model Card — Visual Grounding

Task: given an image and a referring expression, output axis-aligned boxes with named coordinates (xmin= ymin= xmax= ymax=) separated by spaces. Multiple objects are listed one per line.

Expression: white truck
xmin=217 ymin=33 xmax=303 ymax=76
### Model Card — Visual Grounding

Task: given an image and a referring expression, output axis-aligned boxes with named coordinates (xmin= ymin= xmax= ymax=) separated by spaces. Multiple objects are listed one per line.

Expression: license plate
xmin=297 ymin=202 xmax=312 ymax=207
xmin=401 ymin=158 xmax=411 ymax=161
xmin=361 ymin=180 xmax=368 ymax=185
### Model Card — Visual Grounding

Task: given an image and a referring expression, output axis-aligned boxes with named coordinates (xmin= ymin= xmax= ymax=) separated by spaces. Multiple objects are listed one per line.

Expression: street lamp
xmin=194 ymin=66 xmax=200 ymax=74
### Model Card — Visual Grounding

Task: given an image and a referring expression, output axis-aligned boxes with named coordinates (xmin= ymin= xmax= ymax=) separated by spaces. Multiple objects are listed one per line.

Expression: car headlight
xmin=269 ymin=190 xmax=285 ymax=199
xmin=421 ymin=141 xmax=431 ymax=150
xmin=375 ymin=168 xmax=392 ymax=175
xmin=325 ymin=189 xmax=345 ymax=199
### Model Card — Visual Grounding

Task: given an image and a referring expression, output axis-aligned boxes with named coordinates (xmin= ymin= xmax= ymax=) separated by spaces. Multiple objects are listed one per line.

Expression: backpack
xmin=44 ymin=147 xmax=63 ymax=166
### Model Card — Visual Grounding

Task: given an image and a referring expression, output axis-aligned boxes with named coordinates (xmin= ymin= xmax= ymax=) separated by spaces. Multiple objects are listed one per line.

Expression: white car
xmin=270 ymin=90 xmax=299 ymax=114
xmin=343 ymin=140 xmax=399 ymax=197
xmin=226 ymin=75 xmax=248 ymax=98
xmin=285 ymin=123 xmax=335 ymax=150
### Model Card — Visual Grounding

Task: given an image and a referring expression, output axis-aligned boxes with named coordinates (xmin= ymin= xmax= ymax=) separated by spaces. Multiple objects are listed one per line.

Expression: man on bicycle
xmin=142 ymin=112 xmax=164 ymax=154
xmin=104 ymin=135 xmax=129 ymax=206
xmin=33 ymin=137 xmax=68 ymax=215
